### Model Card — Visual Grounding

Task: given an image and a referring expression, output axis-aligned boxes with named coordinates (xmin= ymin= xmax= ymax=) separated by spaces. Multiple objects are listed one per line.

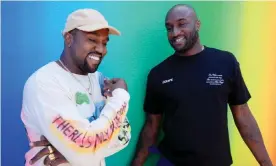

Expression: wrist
xmin=131 ymin=153 xmax=149 ymax=166
xmin=259 ymin=160 xmax=273 ymax=166
xmin=112 ymin=88 xmax=130 ymax=100
xmin=131 ymin=159 xmax=144 ymax=166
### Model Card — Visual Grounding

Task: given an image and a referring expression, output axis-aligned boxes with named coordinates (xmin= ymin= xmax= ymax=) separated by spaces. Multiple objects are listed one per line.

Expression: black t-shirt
xmin=143 ymin=46 xmax=251 ymax=166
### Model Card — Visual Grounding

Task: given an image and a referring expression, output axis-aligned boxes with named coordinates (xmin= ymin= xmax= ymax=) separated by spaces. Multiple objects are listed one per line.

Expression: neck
xmin=176 ymin=40 xmax=203 ymax=57
xmin=59 ymin=50 xmax=88 ymax=75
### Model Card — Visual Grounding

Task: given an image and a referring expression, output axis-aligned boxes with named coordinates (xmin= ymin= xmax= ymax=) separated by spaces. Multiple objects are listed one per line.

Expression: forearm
xmin=131 ymin=114 xmax=161 ymax=166
xmin=45 ymin=90 xmax=129 ymax=150
xmin=134 ymin=126 xmax=158 ymax=163
xmin=234 ymin=112 xmax=272 ymax=166
xmin=131 ymin=126 xmax=157 ymax=165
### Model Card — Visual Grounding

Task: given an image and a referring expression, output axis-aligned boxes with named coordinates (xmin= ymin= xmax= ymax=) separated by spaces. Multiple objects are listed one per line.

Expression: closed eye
xmin=166 ymin=26 xmax=172 ymax=32
xmin=89 ymin=39 xmax=96 ymax=43
xmin=179 ymin=23 xmax=188 ymax=27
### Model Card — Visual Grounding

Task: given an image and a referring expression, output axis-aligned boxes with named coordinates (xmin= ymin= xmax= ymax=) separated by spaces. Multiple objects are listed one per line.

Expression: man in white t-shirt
xmin=21 ymin=8 xmax=131 ymax=166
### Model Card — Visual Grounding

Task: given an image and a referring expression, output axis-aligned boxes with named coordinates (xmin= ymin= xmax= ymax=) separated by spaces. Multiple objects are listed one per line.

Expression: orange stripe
xmin=265 ymin=3 xmax=276 ymax=164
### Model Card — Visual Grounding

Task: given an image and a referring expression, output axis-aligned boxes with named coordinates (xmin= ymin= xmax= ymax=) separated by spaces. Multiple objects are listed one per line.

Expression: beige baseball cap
xmin=62 ymin=8 xmax=121 ymax=36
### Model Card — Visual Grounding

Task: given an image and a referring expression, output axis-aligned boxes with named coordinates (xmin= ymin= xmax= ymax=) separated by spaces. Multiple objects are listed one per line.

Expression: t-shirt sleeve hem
xmin=144 ymin=109 xmax=163 ymax=115
xmin=228 ymin=96 xmax=251 ymax=106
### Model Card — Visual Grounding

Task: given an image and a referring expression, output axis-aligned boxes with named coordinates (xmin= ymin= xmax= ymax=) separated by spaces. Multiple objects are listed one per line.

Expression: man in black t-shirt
xmin=131 ymin=4 xmax=273 ymax=166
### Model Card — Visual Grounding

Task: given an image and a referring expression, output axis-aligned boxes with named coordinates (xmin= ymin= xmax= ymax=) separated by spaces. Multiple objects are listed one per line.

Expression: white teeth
xmin=89 ymin=55 xmax=100 ymax=61
xmin=175 ymin=37 xmax=184 ymax=42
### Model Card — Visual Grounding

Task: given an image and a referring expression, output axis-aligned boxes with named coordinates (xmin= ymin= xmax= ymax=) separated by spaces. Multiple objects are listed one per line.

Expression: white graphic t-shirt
xmin=21 ymin=62 xmax=131 ymax=166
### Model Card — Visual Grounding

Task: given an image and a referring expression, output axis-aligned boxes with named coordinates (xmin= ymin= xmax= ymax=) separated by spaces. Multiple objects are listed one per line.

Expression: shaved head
xmin=165 ymin=4 xmax=201 ymax=54
xmin=166 ymin=4 xmax=198 ymax=22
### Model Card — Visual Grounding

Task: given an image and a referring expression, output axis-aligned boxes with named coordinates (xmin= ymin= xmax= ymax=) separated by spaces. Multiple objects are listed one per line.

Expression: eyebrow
xmin=177 ymin=18 xmax=187 ymax=22
xmin=91 ymin=31 xmax=98 ymax=36
xmin=165 ymin=18 xmax=187 ymax=25
xmin=89 ymin=32 xmax=109 ymax=41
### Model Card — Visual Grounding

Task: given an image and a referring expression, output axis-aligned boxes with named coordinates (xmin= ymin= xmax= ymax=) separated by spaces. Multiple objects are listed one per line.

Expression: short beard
xmin=178 ymin=29 xmax=199 ymax=53
xmin=79 ymin=55 xmax=97 ymax=74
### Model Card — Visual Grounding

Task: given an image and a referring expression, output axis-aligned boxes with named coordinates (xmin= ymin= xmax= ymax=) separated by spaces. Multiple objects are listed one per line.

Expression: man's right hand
xmin=29 ymin=136 xmax=68 ymax=166
xmin=103 ymin=78 xmax=128 ymax=97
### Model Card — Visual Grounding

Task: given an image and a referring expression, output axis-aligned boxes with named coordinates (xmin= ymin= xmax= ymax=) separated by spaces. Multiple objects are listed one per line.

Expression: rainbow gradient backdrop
xmin=2 ymin=1 xmax=275 ymax=166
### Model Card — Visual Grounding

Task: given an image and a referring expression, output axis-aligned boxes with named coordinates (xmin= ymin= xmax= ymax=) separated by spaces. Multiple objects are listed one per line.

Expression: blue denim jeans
xmin=149 ymin=146 xmax=174 ymax=166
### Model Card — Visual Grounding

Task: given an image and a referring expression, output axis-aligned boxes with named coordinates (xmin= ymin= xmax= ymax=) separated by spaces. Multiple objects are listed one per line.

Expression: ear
xmin=64 ymin=32 xmax=73 ymax=48
xmin=195 ymin=20 xmax=201 ymax=31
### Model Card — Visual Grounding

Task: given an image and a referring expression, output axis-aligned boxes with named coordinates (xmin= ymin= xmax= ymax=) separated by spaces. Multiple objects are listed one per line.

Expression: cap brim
xmin=76 ymin=24 xmax=121 ymax=35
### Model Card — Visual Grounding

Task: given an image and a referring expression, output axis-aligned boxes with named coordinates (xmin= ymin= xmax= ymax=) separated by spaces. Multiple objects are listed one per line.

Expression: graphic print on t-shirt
xmin=50 ymin=103 xmax=128 ymax=153
xmin=87 ymin=101 xmax=105 ymax=122
xmin=206 ymin=73 xmax=224 ymax=86
xmin=75 ymin=92 xmax=90 ymax=105
xmin=86 ymin=99 xmax=131 ymax=147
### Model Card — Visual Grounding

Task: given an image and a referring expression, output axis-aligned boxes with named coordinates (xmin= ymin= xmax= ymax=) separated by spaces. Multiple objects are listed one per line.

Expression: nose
xmin=95 ymin=44 xmax=105 ymax=55
xmin=172 ymin=27 xmax=181 ymax=37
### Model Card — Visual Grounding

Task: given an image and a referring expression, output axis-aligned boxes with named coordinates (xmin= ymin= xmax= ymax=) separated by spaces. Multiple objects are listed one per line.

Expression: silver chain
xmin=58 ymin=60 xmax=93 ymax=96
